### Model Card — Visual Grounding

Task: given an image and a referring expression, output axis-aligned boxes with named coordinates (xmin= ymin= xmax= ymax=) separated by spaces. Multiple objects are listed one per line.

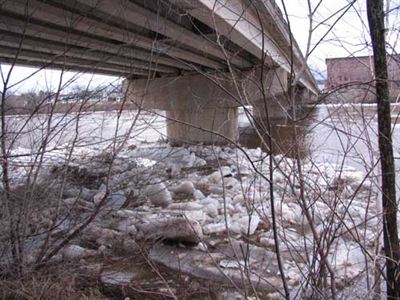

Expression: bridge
xmin=0 ymin=0 xmax=318 ymax=144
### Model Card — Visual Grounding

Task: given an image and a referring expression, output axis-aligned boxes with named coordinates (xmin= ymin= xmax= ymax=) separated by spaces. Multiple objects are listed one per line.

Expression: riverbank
xmin=1 ymin=142 xmax=379 ymax=299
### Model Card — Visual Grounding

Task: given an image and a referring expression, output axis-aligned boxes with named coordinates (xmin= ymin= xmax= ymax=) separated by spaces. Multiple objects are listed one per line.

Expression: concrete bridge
xmin=0 ymin=0 xmax=318 ymax=144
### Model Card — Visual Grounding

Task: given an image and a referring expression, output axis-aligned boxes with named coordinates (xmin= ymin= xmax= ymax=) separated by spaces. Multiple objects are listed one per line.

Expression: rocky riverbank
xmin=2 ymin=143 xmax=378 ymax=299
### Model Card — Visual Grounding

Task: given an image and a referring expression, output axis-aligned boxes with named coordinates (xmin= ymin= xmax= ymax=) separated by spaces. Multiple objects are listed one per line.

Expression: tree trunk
xmin=366 ymin=0 xmax=400 ymax=298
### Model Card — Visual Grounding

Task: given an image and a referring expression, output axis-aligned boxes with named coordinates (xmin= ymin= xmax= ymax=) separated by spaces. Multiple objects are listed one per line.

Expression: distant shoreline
xmin=3 ymin=101 xmax=139 ymax=116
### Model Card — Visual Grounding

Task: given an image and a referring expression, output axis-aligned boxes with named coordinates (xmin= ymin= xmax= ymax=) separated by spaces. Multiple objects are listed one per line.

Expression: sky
xmin=1 ymin=0 xmax=399 ymax=93
xmin=280 ymin=0 xmax=399 ymax=73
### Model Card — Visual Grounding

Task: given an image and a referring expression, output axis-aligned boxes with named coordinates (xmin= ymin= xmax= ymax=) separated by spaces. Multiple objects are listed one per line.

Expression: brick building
xmin=325 ymin=55 xmax=400 ymax=100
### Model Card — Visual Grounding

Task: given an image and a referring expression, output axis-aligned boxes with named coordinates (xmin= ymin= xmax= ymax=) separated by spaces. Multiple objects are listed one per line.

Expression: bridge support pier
xmin=123 ymin=67 xmax=314 ymax=146
xmin=123 ymin=73 xmax=240 ymax=145
xmin=166 ymin=108 xmax=238 ymax=145
xmin=253 ymin=95 xmax=289 ymax=123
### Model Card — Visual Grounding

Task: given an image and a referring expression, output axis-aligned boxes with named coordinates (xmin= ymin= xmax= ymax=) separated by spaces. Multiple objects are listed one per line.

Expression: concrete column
xmin=166 ymin=108 xmax=238 ymax=145
xmin=253 ymin=94 xmax=289 ymax=122
xmin=123 ymin=73 xmax=240 ymax=145
xmin=242 ymin=67 xmax=290 ymax=122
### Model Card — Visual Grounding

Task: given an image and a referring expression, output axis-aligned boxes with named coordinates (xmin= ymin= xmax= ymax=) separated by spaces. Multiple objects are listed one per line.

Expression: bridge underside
xmin=0 ymin=0 xmax=318 ymax=145
xmin=0 ymin=0 xmax=258 ymax=76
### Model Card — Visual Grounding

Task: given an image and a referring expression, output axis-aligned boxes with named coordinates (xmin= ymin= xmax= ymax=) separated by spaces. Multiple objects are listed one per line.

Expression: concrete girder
xmin=1 ymin=0 xmax=225 ymax=69
xmin=0 ymin=31 xmax=178 ymax=75
xmin=178 ymin=0 xmax=319 ymax=95
xmin=0 ymin=45 xmax=152 ymax=77
xmin=0 ymin=56 xmax=125 ymax=77
xmin=48 ymin=0 xmax=252 ymax=69
xmin=0 ymin=14 xmax=193 ymax=71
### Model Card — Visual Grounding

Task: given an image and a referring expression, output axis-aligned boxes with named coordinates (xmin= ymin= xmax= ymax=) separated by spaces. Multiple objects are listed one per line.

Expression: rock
xmin=123 ymin=188 xmax=146 ymax=208
xmin=216 ymin=291 xmax=246 ymax=300
xmin=115 ymin=209 xmax=139 ymax=218
xmin=106 ymin=192 xmax=126 ymax=210
xmin=62 ymin=244 xmax=97 ymax=259
xmin=63 ymin=186 xmax=96 ymax=201
xmin=144 ymin=182 xmax=172 ymax=208
xmin=167 ymin=202 xmax=203 ymax=211
xmin=208 ymin=185 xmax=224 ymax=194
xmin=84 ymin=224 xmax=105 ymax=239
xmin=136 ymin=216 xmax=203 ymax=244
xmin=84 ymin=226 xmax=122 ymax=247
xmin=93 ymin=190 xmax=107 ymax=205
xmin=101 ymin=270 xmax=137 ymax=286
xmin=118 ymin=239 xmax=139 ymax=254
xmin=203 ymin=223 xmax=227 ymax=235
xmin=219 ymin=259 xmax=245 ymax=269
xmin=62 ymin=197 xmax=94 ymax=210
xmin=208 ymin=171 xmax=222 ymax=184
xmin=149 ymin=244 xmax=281 ymax=293
xmin=116 ymin=219 xmax=137 ymax=235
xmin=170 ymin=181 xmax=195 ymax=195
xmin=218 ymin=240 xmax=278 ymax=268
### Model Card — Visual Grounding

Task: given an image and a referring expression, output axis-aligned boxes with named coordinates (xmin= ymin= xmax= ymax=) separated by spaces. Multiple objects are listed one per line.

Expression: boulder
xmin=170 ymin=181 xmax=195 ymax=195
xmin=116 ymin=219 xmax=138 ymax=235
xmin=106 ymin=192 xmax=126 ymax=210
xmin=62 ymin=244 xmax=97 ymax=259
xmin=63 ymin=186 xmax=96 ymax=201
xmin=136 ymin=216 xmax=203 ymax=244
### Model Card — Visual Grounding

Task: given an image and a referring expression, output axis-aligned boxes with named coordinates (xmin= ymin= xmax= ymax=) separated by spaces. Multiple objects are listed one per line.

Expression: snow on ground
xmin=0 ymin=107 xmax=389 ymax=297
xmin=1 ymin=136 xmax=381 ymax=298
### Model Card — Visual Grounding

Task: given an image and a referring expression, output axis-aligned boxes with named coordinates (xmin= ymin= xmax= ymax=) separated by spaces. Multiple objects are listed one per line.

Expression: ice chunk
xmin=144 ymin=182 xmax=172 ymax=208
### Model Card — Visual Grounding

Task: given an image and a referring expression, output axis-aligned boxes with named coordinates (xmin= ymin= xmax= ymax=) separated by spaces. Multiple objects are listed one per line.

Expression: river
xmin=239 ymin=104 xmax=400 ymax=189
xmin=6 ymin=104 xmax=400 ymax=189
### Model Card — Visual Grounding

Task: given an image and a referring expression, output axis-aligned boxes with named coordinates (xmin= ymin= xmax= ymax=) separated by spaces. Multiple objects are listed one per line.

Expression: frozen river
xmin=240 ymin=103 xmax=400 ymax=190
xmin=5 ymin=104 xmax=400 ymax=188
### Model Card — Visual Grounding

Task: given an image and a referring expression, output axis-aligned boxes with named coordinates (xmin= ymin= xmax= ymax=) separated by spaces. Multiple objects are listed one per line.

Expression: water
xmin=239 ymin=104 xmax=400 ymax=191
xmin=5 ymin=104 xmax=400 ymax=188
xmin=4 ymin=104 xmax=399 ymax=298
